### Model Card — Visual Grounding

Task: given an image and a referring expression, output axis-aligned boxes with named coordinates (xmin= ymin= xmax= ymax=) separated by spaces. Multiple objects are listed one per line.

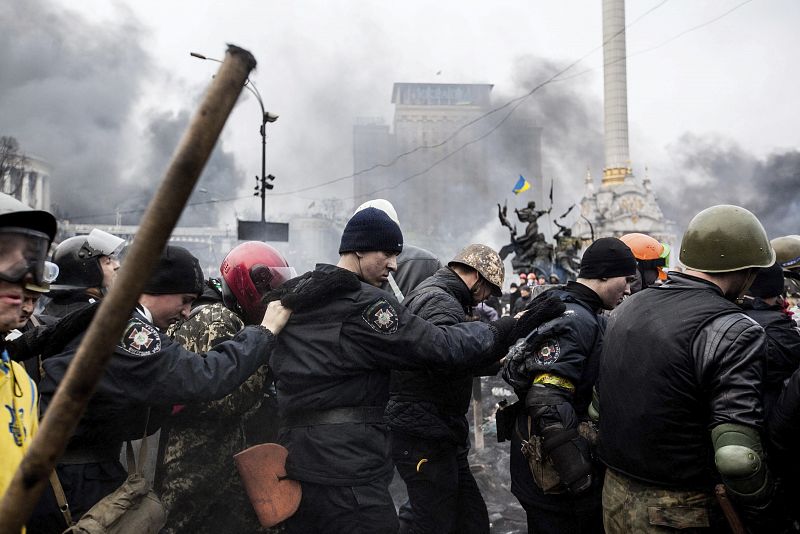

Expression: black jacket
xmin=740 ymin=296 xmax=800 ymax=413
xmin=769 ymin=365 xmax=800 ymax=459
xmin=386 ymin=267 xmax=487 ymax=444
xmin=39 ymin=306 xmax=275 ymax=453
xmin=392 ymin=244 xmax=442 ymax=296
xmin=42 ymin=290 xmax=100 ymax=319
xmin=506 ymin=282 xmax=606 ymax=510
xmin=599 ymin=273 xmax=766 ymax=489
xmin=271 ymin=264 xmax=501 ymax=486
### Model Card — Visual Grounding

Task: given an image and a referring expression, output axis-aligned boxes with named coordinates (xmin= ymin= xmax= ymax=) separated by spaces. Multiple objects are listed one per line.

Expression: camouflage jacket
xmin=168 ymin=303 xmax=269 ymax=421
xmin=161 ymin=302 xmax=273 ymax=533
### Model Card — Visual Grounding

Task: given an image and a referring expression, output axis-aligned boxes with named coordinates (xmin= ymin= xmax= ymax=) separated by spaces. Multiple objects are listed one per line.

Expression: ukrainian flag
xmin=512 ymin=175 xmax=531 ymax=195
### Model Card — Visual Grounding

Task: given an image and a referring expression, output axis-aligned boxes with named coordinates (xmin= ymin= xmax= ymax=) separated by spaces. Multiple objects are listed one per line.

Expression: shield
xmin=234 ymin=443 xmax=302 ymax=527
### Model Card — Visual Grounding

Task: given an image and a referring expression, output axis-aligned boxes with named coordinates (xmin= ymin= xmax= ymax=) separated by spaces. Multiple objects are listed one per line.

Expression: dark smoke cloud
xmin=501 ymin=55 xmax=605 ymax=204
xmin=0 ymin=1 xmax=148 ymax=220
xmin=119 ymin=107 xmax=245 ymax=227
xmin=658 ymin=133 xmax=800 ymax=238
xmin=477 ymin=55 xmax=604 ymax=250
xmin=0 ymin=0 xmax=240 ymax=228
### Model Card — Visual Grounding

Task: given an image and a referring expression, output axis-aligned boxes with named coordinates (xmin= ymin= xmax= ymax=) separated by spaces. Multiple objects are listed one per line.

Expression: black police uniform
xmin=272 ymin=264 xmax=503 ymax=534
xmin=42 ymin=290 xmax=101 ymax=319
xmin=505 ymin=282 xmax=606 ymax=534
xmin=386 ymin=267 xmax=493 ymax=534
xmin=28 ymin=305 xmax=276 ymax=533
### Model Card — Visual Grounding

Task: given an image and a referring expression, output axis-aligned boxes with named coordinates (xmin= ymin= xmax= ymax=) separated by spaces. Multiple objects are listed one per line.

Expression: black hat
xmin=339 ymin=207 xmax=403 ymax=255
xmin=143 ymin=245 xmax=204 ymax=295
xmin=747 ymin=262 xmax=785 ymax=299
xmin=578 ymin=237 xmax=637 ymax=279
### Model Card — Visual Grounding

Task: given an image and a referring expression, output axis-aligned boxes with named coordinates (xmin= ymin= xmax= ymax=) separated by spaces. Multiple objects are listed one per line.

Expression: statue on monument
xmin=497 ymin=199 xmax=583 ymax=281
xmin=553 ymin=219 xmax=581 ymax=279
xmin=497 ymin=201 xmax=553 ymax=275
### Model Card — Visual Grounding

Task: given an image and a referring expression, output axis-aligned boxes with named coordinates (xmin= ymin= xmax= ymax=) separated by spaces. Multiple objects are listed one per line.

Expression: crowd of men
xmin=0 ymin=191 xmax=798 ymax=534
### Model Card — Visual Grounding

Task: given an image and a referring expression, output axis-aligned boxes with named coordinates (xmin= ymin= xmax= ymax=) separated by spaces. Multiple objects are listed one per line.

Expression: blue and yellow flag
xmin=512 ymin=175 xmax=530 ymax=195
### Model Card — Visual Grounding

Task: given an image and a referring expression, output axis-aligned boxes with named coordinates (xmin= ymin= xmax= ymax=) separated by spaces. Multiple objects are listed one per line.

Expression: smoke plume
xmin=0 ymin=0 xmax=241 ymax=228
xmin=658 ymin=133 xmax=800 ymax=238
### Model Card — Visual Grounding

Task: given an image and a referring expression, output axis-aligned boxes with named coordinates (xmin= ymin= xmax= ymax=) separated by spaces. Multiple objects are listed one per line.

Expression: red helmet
xmin=220 ymin=242 xmax=296 ymax=323
xmin=519 ymin=273 xmax=528 ymax=280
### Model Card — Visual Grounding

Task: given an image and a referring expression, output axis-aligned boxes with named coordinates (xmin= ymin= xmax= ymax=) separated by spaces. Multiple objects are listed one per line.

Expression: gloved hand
xmin=263 ymin=269 xmax=361 ymax=313
xmin=7 ymin=302 xmax=99 ymax=361
xmin=526 ymin=385 xmax=593 ymax=495
xmin=541 ymin=424 xmax=593 ymax=495
xmin=489 ymin=316 xmax=517 ymax=349
xmin=510 ymin=294 xmax=566 ymax=342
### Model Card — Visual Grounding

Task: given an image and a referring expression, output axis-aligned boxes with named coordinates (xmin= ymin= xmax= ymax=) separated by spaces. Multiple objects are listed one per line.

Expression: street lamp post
xmin=191 ymin=52 xmax=278 ymax=222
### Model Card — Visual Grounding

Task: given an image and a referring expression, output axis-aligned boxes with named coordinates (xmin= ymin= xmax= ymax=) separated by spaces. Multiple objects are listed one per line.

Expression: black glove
xmin=8 ymin=302 xmax=99 ymax=361
xmin=489 ymin=316 xmax=517 ymax=349
xmin=526 ymin=385 xmax=593 ymax=495
xmin=541 ymin=425 xmax=593 ymax=495
xmin=510 ymin=294 xmax=566 ymax=341
xmin=263 ymin=269 xmax=361 ymax=313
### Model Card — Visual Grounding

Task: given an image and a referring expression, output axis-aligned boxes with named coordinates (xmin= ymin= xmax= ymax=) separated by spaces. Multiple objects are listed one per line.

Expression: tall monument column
xmin=602 ymin=0 xmax=631 ymax=186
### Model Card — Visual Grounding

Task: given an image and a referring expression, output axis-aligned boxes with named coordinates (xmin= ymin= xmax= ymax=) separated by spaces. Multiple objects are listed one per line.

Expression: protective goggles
xmin=0 ymin=227 xmax=52 ymax=285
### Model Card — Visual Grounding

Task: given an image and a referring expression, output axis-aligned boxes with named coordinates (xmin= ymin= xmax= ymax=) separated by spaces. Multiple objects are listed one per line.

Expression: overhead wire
xmin=271 ymin=0 xmax=672 ymax=198
xmin=68 ymin=0 xmax=756 ymax=220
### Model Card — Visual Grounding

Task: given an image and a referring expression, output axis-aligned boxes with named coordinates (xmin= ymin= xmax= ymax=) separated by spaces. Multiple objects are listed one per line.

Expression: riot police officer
xmin=270 ymin=208 xmax=551 ymax=534
xmin=502 ymin=237 xmax=636 ymax=534
xmin=44 ymin=229 xmax=125 ymax=317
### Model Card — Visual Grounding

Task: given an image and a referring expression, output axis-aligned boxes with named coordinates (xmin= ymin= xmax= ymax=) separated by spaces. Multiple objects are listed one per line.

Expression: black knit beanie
xmin=339 ymin=207 xmax=403 ymax=254
xmin=747 ymin=262 xmax=785 ymax=299
xmin=143 ymin=245 xmax=204 ymax=295
xmin=578 ymin=237 xmax=637 ymax=279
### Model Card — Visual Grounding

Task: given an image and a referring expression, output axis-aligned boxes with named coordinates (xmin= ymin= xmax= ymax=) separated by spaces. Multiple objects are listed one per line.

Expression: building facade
xmin=354 ymin=82 xmax=542 ymax=259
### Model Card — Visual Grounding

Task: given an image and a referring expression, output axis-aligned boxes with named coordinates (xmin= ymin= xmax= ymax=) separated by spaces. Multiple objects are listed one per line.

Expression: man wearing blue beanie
xmin=337 ymin=207 xmax=404 ymax=286
xmin=268 ymin=208 xmax=568 ymax=533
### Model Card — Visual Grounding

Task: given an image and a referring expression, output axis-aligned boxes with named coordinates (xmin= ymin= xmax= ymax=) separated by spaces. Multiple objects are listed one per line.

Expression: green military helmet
xmin=771 ymin=235 xmax=800 ymax=270
xmin=448 ymin=244 xmax=505 ymax=296
xmin=680 ymin=205 xmax=775 ymax=273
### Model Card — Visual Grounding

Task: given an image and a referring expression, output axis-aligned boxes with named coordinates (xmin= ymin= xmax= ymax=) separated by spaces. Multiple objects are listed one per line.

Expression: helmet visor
xmin=249 ymin=265 xmax=297 ymax=295
xmin=0 ymin=227 xmax=51 ymax=285
xmin=86 ymin=229 xmax=126 ymax=258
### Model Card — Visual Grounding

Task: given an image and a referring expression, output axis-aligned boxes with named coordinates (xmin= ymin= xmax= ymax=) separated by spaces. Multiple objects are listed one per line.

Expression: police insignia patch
xmin=120 ymin=319 xmax=161 ymax=356
xmin=362 ymin=298 xmax=399 ymax=334
xmin=534 ymin=338 xmax=560 ymax=366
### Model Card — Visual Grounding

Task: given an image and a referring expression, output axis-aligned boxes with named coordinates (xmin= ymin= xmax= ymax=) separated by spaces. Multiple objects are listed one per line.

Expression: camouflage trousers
xmin=602 ymin=469 xmax=725 ymax=533
xmin=158 ymin=420 xmax=282 ymax=534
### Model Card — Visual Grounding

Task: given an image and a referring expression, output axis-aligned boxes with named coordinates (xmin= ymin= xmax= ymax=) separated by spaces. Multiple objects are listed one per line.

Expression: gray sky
xmin=2 ymin=0 xmax=798 ymax=239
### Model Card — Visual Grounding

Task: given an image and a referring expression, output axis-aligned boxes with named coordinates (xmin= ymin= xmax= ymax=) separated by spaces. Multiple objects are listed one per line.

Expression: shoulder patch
xmin=362 ymin=298 xmax=399 ymax=335
xmin=119 ymin=318 xmax=162 ymax=356
xmin=533 ymin=337 xmax=560 ymax=366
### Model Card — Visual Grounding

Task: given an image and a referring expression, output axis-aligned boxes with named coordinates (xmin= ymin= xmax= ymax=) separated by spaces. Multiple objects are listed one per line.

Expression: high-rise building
xmin=354 ymin=83 xmax=542 ymax=258
xmin=573 ymin=0 xmax=674 ymax=246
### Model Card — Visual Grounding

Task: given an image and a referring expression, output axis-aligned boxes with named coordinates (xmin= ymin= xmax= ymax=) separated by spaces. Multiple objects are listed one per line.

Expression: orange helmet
xmin=620 ymin=233 xmax=667 ymax=280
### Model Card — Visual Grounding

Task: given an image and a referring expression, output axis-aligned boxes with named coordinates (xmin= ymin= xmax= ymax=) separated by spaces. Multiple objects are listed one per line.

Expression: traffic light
xmin=265 ymin=174 xmax=275 ymax=190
